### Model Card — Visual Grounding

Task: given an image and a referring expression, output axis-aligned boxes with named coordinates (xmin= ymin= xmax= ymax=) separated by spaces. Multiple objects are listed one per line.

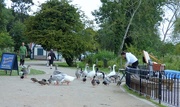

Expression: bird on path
xmin=102 ymin=76 xmax=111 ymax=86
xmin=38 ymin=80 xmax=49 ymax=86
xmin=20 ymin=65 xmax=31 ymax=79
xmin=62 ymin=75 xmax=76 ymax=85
xmin=48 ymin=74 xmax=64 ymax=85
xmin=91 ymin=76 xmax=96 ymax=86
xmin=95 ymin=79 xmax=100 ymax=85
xmin=75 ymin=64 xmax=82 ymax=79
xmin=42 ymin=79 xmax=47 ymax=82
xmin=82 ymin=76 xmax=87 ymax=83
xmin=95 ymin=67 xmax=105 ymax=79
xmin=31 ymin=78 xmax=38 ymax=83
xmin=20 ymin=73 xmax=25 ymax=79
xmin=87 ymin=64 xmax=96 ymax=79
xmin=107 ymin=64 xmax=116 ymax=77
xmin=82 ymin=63 xmax=89 ymax=77
xmin=53 ymin=65 xmax=62 ymax=75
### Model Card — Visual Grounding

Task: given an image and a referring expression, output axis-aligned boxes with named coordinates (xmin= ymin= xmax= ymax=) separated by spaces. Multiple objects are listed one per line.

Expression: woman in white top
xmin=121 ymin=51 xmax=139 ymax=69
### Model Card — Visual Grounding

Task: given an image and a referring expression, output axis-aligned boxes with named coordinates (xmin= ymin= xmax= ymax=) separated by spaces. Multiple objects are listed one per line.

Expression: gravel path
xmin=0 ymin=61 xmax=157 ymax=107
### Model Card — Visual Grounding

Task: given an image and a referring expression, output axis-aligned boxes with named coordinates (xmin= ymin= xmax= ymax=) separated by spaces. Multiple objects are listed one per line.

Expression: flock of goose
xmin=20 ymin=63 xmax=121 ymax=86
xmin=75 ymin=64 xmax=121 ymax=86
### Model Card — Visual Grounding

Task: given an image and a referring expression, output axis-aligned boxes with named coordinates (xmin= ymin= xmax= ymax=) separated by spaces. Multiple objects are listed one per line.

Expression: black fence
xmin=125 ymin=67 xmax=179 ymax=107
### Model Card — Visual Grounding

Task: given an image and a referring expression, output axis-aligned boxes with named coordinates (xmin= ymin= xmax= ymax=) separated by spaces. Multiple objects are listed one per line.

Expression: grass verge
xmin=0 ymin=68 xmax=45 ymax=76
xmin=122 ymin=84 xmax=167 ymax=107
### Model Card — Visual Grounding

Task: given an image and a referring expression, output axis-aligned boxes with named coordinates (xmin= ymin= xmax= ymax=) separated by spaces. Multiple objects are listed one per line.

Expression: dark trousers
xmin=20 ymin=59 xmax=24 ymax=65
xmin=132 ymin=60 xmax=138 ymax=68
xmin=128 ymin=60 xmax=139 ymax=68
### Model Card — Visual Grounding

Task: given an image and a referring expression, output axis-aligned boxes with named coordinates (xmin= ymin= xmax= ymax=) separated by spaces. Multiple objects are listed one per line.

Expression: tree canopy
xmin=93 ymin=0 xmax=166 ymax=55
xmin=25 ymin=0 xmax=96 ymax=66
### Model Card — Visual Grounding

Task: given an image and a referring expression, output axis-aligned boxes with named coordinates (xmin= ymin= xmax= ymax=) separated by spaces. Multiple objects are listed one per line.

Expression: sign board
xmin=0 ymin=53 xmax=19 ymax=75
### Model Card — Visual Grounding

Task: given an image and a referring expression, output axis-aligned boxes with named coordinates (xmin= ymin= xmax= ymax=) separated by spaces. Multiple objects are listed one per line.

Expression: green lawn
xmin=0 ymin=68 xmax=45 ymax=76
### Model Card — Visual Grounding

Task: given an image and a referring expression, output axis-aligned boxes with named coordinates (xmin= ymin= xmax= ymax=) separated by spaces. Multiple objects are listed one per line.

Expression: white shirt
xmin=125 ymin=52 xmax=138 ymax=66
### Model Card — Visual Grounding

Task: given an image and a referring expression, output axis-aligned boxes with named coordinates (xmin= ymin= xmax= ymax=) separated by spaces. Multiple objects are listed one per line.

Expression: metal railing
xmin=125 ymin=67 xmax=179 ymax=107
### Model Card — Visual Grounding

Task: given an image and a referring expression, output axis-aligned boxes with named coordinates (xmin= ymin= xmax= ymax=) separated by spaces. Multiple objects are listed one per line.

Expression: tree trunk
xmin=65 ymin=57 xmax=74 ymax=67
xmin=119 ymin=0 xmax=142 ymax=54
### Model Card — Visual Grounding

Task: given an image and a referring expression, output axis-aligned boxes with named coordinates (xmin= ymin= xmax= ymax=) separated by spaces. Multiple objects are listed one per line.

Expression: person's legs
xmin=49 ymin=60 xmax=53 ymax=69
xmin=20 ymin=59 xmax=22 ymax=66
xmin=21 ymin=55 xmax=25 ymax=65
xmin=22 ymin=60 xmax=24 ymax=65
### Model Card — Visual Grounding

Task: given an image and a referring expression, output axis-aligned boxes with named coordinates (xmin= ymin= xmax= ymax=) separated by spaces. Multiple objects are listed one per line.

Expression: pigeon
xmin=31 ymin=78 xmax=38 ymax=83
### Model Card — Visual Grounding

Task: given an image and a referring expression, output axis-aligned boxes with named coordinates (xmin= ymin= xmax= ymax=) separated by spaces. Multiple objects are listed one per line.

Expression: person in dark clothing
xmin=48 ymin=49 xmax=56 ymax=69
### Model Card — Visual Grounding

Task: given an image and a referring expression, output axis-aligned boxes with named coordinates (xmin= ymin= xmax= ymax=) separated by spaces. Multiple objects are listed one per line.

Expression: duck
xmin=62 ymin=75 xmax=76 ymax=85
xmin=102 ymin=75 xmax=111 ymax=86
xmin=42 ymin=79 xmax=47 ymax=83
xmin=107 ymin=64 xmax=116 ymax=77
xmin=75 ymin=64 xmax=82 ymax=79
xmin=38 ymin=80 xmax=49 ymax=86
xmin=91 ymin=76 xmax=96 ymax=86
xmin=31 ymin=78 xmax=38 ymax=83
xmin=20 ymin=73 xmax=24 ymax=79
xmin=95 ymin=78 xmax=100 ymax=85
xmin=82 ymin=76 xmax=87 ymax=83
xmin=87 ymin=64 xmax=96 ymax=79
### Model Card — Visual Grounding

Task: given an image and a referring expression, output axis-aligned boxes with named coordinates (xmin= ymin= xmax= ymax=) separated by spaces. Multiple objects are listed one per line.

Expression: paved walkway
xmin=0 ymin=60 xmax=157 ymax=107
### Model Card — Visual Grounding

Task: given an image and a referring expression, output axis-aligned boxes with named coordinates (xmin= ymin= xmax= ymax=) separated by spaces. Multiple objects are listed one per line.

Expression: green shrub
xmin=96 ymin=60 xmax=103 ymax=68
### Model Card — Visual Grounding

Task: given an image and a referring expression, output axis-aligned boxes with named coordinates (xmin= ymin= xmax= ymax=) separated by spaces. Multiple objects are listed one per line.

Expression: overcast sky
xmin=4 ymin=0 xmax=102 ymax=20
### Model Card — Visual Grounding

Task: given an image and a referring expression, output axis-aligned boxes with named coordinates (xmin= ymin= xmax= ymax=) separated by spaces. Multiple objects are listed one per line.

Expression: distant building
xmin=29 ymin=43 xmax=62 ymax=61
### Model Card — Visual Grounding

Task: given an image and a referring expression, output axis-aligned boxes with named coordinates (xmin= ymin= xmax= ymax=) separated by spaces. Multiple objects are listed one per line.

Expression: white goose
xmin=107 ymin=64 xmax=116 ymax=77
xmin=87 ymin=64 xmax=96 ymax=79
xmin=62 ymin=75 xmax=76 ymax=85
xmin=96 ymin=67 xmax=104 ymax=79
xmin=82 ymin=63 xmax=89 ymax=77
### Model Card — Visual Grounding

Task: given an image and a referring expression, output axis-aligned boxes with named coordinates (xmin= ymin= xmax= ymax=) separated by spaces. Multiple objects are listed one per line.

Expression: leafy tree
xmin=25 ymin=0 xmax=95 ymax=66
xmin=174 ymin=43 xmax=180 ymax=55
xmin=9 ymin=21 xmax=26 ymax=52
xmin=161 ymin=0 xmax=180 ymax=43
xmin=0 ymin=0 xmax=6 ymax=31
xmin=172 ymin=18 xmax=180 ymax=43
xmin=11 ymin=0 xmax=34 ymax=22
xmin=93 ymin=0 xmax=166 ymax=55
xmin=0 ymin=32 xmax=14 ymax=49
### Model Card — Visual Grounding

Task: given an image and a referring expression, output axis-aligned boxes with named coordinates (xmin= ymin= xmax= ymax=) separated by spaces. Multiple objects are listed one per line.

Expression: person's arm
xmin=125 ymin=55 xmax=130 ymax=68
xmin=26 ymin=47 xmax=28 ymax=56
xmin=54 ymin=53 xmax=56 ymax=59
